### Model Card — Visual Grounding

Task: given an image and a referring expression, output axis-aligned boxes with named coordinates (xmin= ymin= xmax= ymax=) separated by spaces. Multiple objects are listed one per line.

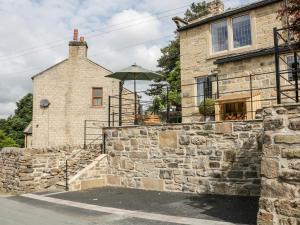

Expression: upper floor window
xmin=92 ymin=87 xmax=103 ymax=107
xmin=211 ymin=14 xmax=252 ymax=53
xmin=233 ymin=15 xmax=252 ymax=48
xmin=212 ymin=20 xmax=228 ymax=53
xmin=287 ymin=55 xmax=300 ymax=81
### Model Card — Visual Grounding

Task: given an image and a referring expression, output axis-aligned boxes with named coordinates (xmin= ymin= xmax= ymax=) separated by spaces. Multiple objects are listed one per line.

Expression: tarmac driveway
xmin=0 ymin=187 xmax=259 ymax=225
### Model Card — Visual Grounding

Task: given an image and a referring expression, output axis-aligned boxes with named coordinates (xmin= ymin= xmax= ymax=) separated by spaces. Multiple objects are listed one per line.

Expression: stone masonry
xmin=0 ymin=145 xmax=101 ymax=193
xmin=103 ymin=121 xmax=263 ymax=196
xmin=179 ymin=0 xmax=285 ymax=122
xmin=257 ymin=104 xmax=300 ymax=225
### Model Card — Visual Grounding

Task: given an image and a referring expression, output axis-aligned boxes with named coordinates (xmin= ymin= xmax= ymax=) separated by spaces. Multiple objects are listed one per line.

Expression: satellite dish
xmin=40 ymin=99 xmax=50 ymax=108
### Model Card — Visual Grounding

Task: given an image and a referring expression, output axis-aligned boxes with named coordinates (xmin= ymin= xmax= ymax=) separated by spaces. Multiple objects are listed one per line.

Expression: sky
xmin=0 ymin=0 xmax=258 ymax=118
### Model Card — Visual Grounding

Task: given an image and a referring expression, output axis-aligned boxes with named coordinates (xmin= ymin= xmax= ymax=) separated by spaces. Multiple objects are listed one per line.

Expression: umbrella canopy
xmin=105 ymin=64 xmax=163 ymax=81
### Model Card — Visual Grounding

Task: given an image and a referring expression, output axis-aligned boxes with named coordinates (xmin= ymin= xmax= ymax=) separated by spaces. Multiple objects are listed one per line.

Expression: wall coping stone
xmin=103 ymin=120 xmax=263 ymax=130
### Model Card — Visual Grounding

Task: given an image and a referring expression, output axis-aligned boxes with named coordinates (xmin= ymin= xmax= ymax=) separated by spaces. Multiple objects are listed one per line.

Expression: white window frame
xmin=211 ymin=19 xmax=229 ymax=54
xmin=232 ymin=14 xmax=252 ymax=49
xmin=210 ymin=14 xmax=252 ymax=54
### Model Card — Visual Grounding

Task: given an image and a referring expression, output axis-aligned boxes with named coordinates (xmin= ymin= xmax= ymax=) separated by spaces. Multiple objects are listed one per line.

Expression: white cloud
xmin=0 ymin=0 xmax=251 ymax=118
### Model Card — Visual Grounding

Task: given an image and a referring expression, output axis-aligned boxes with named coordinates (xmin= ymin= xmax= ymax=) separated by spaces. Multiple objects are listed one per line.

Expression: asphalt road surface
xmin=0 ymin=187 xmax=259 ymax=225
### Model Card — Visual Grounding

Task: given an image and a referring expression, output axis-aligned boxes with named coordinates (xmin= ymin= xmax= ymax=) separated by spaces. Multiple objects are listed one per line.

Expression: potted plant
xmin=199 ymin=98 xmax=215 ymax=121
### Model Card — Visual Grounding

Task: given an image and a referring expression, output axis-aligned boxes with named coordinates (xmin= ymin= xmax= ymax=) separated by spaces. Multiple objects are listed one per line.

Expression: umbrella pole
xmin=134 ymin=79 xmax=137 ymax=125
xmin=119 ymin=81 xmax=123 ymax=126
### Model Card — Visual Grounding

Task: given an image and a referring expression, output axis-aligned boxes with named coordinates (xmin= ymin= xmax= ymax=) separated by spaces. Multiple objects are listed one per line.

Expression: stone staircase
xmin=56 ymin=154 xmax=108 ymax=191
xmin=54 ymin=145 xmax=104 ymax=191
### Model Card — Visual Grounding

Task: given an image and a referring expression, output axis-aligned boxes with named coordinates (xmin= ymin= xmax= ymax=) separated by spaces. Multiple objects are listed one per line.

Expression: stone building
xmin=28 ymin=30 xmax=121 ymax=148
xmin=175 ymin=0 xmax=298 ymax=122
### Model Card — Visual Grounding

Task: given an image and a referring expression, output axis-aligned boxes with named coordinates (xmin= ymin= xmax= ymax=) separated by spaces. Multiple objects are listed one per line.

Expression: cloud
xmin=0 ymin=0 xmax=250 ymax=118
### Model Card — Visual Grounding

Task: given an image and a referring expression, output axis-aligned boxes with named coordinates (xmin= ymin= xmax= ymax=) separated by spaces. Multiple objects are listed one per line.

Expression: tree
xmin=184 ymin=2 xmax=209 ymax=22
xmin=278 ymin=0 xmax=300 ymax=40
xmin=0 ymin=93 xmax=33 ymax=147
xmin=0 ymin=130 xmax=19 ymax=149
xmin=146 ymin=1 xmax=209 ymax=113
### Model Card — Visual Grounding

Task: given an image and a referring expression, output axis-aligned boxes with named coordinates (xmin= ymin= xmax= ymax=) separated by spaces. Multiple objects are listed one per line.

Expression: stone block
xmin=224 ymin=150 xmax=236 ymax=162
xmin=129 ymin=151 xmax=148 ymax=159
xmin=261 ymin=158 xmax=279 ymax=179
xmin=179 ymin=135 xmax=190 ymax=145
xmin=227 ymin=171 xmax=243 ymax=179
xmin=261 ymin=179 xmax=297 ymax=198
xmin=114 ymin=141 xmax=124 ymax=151
xmin=130 ymin=139 xmax=138 ymax=146
xmin=289 ymin=118 xmax=300 ymax=131
xmin=257 ymin=210 xmax=274 ymax=225
xmin=209 ymin=162 xmax=220 ymax=168
xmin=289 ymin=160 xmax=300 ymax=171
xmin=275 ymin=199 xmax=300 ymax=218
xmin=191 ymin=136 xmax=206 ymax=145
xmin=81 ymin=179 xmax=106 ymax=190
xmin=106 ymin=175 xmax=121 ymax=186
xmin=282 ymin=149 xmax=300 ymax=158
xmin=159 ymin=169 xmax=173 ymax=179
xmin=279 ymin=169 xmax=300 ymax=182
xmin=159 ymin=131 xmax=177 ymax=149
xmin=274 ymin=135 xmax=300 ymax=144
xmin=264 ymin=118 xmax=284 ymax=131
xmin=141 ymin=178 xmax=164 ymax=191
xmin=215 ymin=123 xmax=232 ymax=134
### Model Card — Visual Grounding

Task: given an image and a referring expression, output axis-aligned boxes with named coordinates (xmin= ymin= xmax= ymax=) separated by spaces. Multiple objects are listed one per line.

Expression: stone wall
xmin=257 ymin=104 xmax=300 ymax=225
xmin=0 ymin=145 xmax=101 ymax=193
xmin=104 ymin=121 xmax=263 ymax=196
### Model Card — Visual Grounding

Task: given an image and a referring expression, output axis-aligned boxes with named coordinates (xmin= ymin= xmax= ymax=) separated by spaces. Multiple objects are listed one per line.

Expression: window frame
xmin=232 ymin=14 xmax=252 ymax=49
xmin=210 ymin=13 xmax=252 ymax=54
xmin=286 ymin=55 xmax=300 ymax=81
xmin=211 ymin=19 xmax=229 ymax=53
xmin=92 ymin=87 xmax=103 ymax=108
xmin=195 ymin=76 xmax=213 ymax=106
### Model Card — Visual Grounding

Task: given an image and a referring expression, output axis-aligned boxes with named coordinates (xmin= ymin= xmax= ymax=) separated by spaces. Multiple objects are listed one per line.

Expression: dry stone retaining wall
xmin=257 ymin=104 xmax=300 ymax=225
xmin=0 ymin=145 xmax=101 ymax=193
xmin=104 ymin=121 xmax=263 ymax=196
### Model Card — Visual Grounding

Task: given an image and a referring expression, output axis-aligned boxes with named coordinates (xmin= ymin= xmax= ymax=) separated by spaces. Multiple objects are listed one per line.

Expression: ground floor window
xmin=287 ymin=55 xmax=300 ymax=81
xmin=196 ymin=76 xmax=212 ymax=105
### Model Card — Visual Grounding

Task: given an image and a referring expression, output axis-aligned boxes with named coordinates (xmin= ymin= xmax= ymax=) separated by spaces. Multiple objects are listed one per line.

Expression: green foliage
xmin=0 ymin=130 xmax=19 ymax=149
xmin=147 ymin=97 xmax=164 ymax=114
xmin=0 ymin=93 xmax=33 ymax=147
xmin=199 ymin=98 xmax=215 ymax=116
xmin=184 ymin=1 xmax=210 ymax=22
xmin=146 ymin=1 xmax=209 ymax=113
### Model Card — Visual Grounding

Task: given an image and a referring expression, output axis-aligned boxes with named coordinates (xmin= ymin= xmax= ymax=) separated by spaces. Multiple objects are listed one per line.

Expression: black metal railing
xmin=274 ymin=25 xmax=300 ymax=104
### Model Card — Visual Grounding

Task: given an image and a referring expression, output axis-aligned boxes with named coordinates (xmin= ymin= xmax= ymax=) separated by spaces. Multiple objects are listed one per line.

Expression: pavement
xmin=0 ymin=187 xmax=259 ymax=225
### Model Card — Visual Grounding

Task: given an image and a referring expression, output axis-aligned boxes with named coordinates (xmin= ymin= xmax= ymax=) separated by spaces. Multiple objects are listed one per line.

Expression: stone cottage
xmin=175 ymin=0 xmax=298 ymax=122
xmin=27 ymin=30 xmax=122 ymax=148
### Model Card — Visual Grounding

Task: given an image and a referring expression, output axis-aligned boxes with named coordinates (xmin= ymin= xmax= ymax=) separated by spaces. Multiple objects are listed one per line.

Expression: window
xmin=287 ymin=55 xmax=300 ymax=81
xmin=92 ymin=87 xmax=103 ymax=107
xmin=196 ymin=76 xmax=212 ymax=105
xmin=211 ymin=20 xmax=228 ymax=53
xmin=233 ymin=15 xmax=251 ymax=48
xmin=211 ymin=15 xmax=252 ymax=53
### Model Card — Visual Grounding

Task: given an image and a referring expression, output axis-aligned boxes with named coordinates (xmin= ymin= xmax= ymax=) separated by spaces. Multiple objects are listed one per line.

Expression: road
xmin=0 ymin=187 xmax=259 ymax=225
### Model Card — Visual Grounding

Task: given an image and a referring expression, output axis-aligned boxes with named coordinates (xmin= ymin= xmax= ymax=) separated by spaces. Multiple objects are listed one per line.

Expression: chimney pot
xmin=80 ymin=36 xmax=84 ymax=42
xmin=73 ymin=29 xmax=78 ymax=41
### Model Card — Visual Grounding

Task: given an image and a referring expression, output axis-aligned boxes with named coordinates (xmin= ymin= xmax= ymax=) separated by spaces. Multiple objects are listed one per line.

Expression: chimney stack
xmin=69 ymin=29 xmax=88 ymax=59
xmin=207 ymin=0 xmax=224 ymax=16
xmin=73 ymin=29 xmax=78 ymax=41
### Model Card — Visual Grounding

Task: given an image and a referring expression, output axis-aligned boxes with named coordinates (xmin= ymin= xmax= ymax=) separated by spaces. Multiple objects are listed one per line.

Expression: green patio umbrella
xmin=105 ymin=64 xmax=164 ymax=125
